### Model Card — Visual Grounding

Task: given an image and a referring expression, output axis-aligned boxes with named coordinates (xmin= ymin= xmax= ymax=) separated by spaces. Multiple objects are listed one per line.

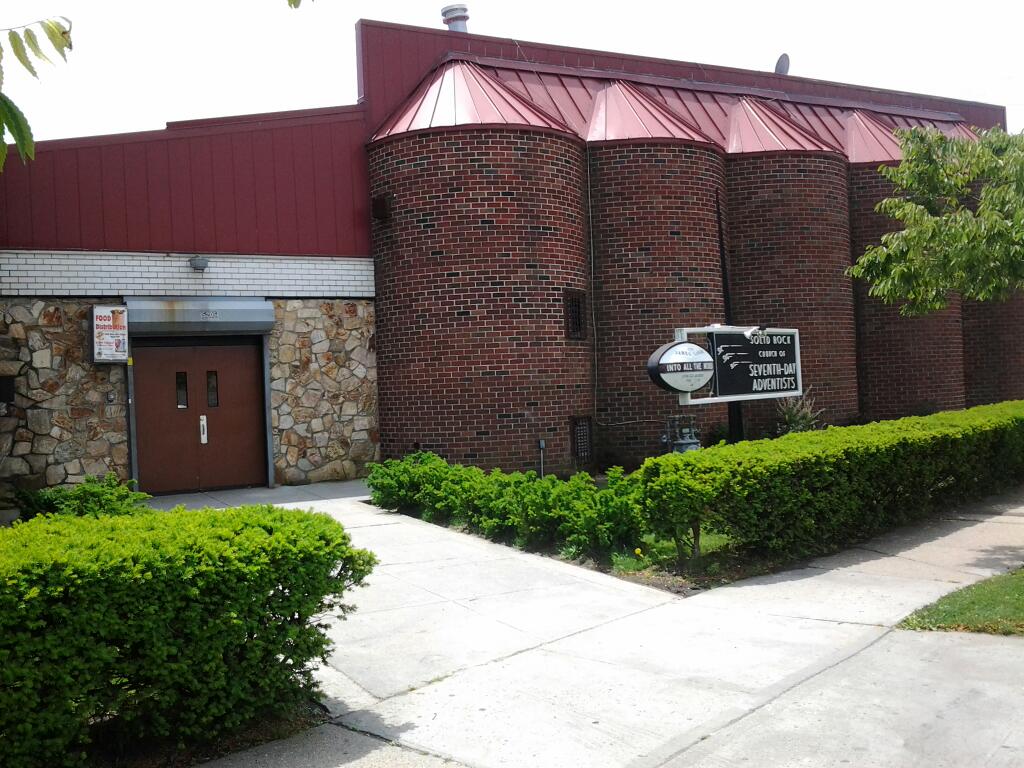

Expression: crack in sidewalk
xmin=328 ymin=720 xmax=475 ymax=767
xmin=628 ymin=628 xmax=894 ymax=768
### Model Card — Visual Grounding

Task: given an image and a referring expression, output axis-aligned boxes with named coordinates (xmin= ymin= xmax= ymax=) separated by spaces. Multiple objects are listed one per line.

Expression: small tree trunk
xmin=691 ymin=523 xmax=701 ymax=560
xmin=673 ymin=534 xmax=688 ymax=572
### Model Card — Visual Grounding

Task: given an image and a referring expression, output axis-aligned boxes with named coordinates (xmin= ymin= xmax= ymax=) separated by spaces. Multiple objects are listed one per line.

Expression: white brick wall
xmin=0 ymin=250 xmax=375 ymax=298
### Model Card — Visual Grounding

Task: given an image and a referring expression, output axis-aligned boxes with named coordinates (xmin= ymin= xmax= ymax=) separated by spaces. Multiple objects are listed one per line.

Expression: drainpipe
xmin=716 ymin=190 xmax=744 ymax=442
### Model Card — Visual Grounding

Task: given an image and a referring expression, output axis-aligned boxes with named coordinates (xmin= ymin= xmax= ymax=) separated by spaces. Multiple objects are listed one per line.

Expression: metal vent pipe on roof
xmin=441 ymin=4 xmax=469 ymax=32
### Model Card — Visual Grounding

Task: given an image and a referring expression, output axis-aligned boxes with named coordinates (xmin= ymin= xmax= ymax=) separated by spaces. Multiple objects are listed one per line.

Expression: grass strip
xmin=901 ymin=568 xmax=1024 ymax=635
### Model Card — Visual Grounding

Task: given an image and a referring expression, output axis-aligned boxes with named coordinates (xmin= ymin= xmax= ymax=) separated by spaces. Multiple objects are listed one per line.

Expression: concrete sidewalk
xmin=194 ymin=484 xmax=1024 ymax=768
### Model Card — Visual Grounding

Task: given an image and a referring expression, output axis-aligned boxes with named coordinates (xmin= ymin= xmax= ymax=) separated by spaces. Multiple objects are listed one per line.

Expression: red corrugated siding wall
xmin=0 ymin=110 xmax=371 ymax=256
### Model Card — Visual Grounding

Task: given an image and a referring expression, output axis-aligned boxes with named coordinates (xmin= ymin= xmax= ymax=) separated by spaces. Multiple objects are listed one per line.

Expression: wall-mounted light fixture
xmin=188 ymin=255 xmax=210 ymax=272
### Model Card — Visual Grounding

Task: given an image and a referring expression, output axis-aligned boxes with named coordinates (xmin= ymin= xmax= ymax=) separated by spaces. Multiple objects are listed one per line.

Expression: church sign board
xmin=650 ymin=326 xmax=802 ymax=405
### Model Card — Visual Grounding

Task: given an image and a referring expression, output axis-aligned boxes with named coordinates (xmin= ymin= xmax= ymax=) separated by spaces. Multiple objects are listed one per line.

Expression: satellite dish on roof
xmin=774 ymin=53 xmax=790 ymax=75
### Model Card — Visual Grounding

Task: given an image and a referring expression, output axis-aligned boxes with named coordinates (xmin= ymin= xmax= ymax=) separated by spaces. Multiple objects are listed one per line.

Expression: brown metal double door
xmin=133 ymin=339 xmax=266 ymax=494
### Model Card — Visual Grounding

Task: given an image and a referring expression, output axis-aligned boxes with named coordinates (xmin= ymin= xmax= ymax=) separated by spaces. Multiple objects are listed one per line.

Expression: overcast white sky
xmin=2 ymin=0 xmax=1021 ymax=142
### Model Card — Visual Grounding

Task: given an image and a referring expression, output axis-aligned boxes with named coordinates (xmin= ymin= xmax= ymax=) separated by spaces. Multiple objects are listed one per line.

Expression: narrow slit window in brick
xmin=564 ymin=289 xmax=587 ymax=340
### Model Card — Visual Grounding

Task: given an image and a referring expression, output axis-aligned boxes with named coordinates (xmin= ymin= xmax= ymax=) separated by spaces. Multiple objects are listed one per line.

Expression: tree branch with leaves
xmin=0 ymin=16 xmax=72 ymax=170
xmin=849 ymin=127 xmax=1024 ymax=315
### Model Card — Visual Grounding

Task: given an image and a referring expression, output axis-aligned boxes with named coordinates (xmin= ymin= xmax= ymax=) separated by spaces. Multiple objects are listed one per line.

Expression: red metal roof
xmin=950 ymin=123 xmax=979 ymax=140
xmin=845 ymin=110 xmax=904 ymax=163
xmin=586 ymin=81 xmax=716 ymax=144
xmin=641 ymin=87 xmax=735 ymax=146
xmin=726 ymin=97 xmax=839 ymax=154
xmin=392 ymin=61 xmax=841 ymax=153
xmin=775 ymin=101 xmax=848 ymax=151
xmin=374 ymin=58 xmax=976 ymax=161
xmin=372 ymin=60 xmax=571 ymax=140
xmin=357 ymin=21 xmax=1005 ymax=138
xmin=483 ymin=67 xmax=613 ymax=138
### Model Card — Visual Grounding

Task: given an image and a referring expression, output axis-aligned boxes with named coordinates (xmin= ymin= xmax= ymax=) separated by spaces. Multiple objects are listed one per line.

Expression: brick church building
xmin=0 ymin=15 xmax=1015 ymax=502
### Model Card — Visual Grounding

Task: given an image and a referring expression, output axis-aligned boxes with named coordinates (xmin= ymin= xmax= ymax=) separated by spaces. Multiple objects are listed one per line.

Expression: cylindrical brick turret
xmin=849 ymin=163 xmax=966 ymax=420
xmin=369 ymin=128 xmax=591 ymax=473
xmin=726 ymin=152 xmax=858 ymax=435
xmin=589 ymin=141 xmax=728 ymax=467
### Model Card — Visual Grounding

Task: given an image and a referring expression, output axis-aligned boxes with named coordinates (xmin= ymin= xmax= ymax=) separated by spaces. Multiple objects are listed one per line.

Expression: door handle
xmin=199 ymin=414 xmax=208 ymax=445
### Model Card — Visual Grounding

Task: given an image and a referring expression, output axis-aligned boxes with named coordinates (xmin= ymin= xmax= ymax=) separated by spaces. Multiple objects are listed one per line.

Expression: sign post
xmin=92 ymin=305 xmax=129 ymax=364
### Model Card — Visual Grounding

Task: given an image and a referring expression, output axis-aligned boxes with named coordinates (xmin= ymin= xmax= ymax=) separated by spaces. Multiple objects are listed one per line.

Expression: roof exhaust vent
xmin=441 ymin=5 xmax=469 ymax=32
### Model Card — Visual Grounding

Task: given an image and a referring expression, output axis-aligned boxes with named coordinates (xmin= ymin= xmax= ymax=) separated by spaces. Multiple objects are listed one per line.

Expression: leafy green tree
xmin=849 ymin=127 xmax=1024 ymax=315
xmin=0 ymin=17 xmax=72 ymax=170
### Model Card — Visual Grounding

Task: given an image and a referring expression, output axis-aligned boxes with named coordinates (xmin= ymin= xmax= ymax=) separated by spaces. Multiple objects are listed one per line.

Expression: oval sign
xmin=647 ymin=341 xmax=714 ymax=393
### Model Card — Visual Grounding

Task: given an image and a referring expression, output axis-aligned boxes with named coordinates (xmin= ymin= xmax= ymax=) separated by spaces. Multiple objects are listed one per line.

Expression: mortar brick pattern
xmin=369 ymin=129 xmax=592 ymax=473
xmin=0 ymin=250 xmax=374 ymax=298
xmin=848 ymin=164 xmax=966 ymax=420
xmin=726 ymin=153 xmax=859 ymax=435
xmin=962 ymin=296 xmax=1024 ymax=406
xmin=589 ymin=142 xmax=728 ymax=466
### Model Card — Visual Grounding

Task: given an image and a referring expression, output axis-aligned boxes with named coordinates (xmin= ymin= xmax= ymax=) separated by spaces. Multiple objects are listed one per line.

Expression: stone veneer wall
xmin=268 ymin=299 xmax=378 ymax=484
xmin=0 ymin=299 xmax=129 ymax=520
xmin=0 ymin=297 xmax=377 ymax=520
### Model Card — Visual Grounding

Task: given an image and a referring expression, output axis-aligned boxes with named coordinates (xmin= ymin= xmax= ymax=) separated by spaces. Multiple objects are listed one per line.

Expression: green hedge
xmin=368 ymin=453 xmax=644 ymax=556
xmin=0 ymin=506 xmax=376 ymax=768
xmin=15 ymin=473 xmax=151 ymax=520
xmin=369 ymin=401 xmax=1024 ymax=561
xmin=642 ymin=400 xmax=1024 ymax=556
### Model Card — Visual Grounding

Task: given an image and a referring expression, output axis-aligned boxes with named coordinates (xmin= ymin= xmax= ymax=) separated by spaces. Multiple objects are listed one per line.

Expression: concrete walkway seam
xmin=328 ymin=721 xmax=472 ymax=767
xmin=627 ymin=627 xmax=895 ymax=768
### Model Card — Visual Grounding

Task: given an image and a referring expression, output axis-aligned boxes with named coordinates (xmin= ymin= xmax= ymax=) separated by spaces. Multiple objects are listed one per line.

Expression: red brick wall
xmin=849 ymin=163 xmax=966 ymax=420
xmin=963 ymin=296 xmax=1024 ymax=406
xmin=589 ymin=142 xmax=728 ymax=466
xmin=369 ymin=128 xmax=591 ymax=473
xmin=726 ymin=152 xmax=859 ymax=435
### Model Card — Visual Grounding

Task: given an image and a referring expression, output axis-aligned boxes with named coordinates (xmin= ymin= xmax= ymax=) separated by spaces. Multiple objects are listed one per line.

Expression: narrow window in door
xmin=175 ymin=372 xmax=188 ymax=408
xmin=207 ymin=371 xmax=219 ymax=407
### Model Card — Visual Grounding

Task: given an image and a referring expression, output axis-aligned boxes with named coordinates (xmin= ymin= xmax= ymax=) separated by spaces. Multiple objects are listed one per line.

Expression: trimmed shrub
xmin=562 ymin=468 xmax=645 ymax=558
xmin=640 ymin=400 xmax=1024 ymax=556
xmin=641 ymin=460 xmax=716 ymax=567
xmin=0 ymin=505 xmax=375 ymax=768
xmin=366 ymin=452 xmax=450 ymax=513
xmin=369 ymin=458 xmax=646 ymax=557
xmin=15 ymin=473 xmax=150 ymax=521
xmin=371 ymin=401 xmax=1024 ymax=564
